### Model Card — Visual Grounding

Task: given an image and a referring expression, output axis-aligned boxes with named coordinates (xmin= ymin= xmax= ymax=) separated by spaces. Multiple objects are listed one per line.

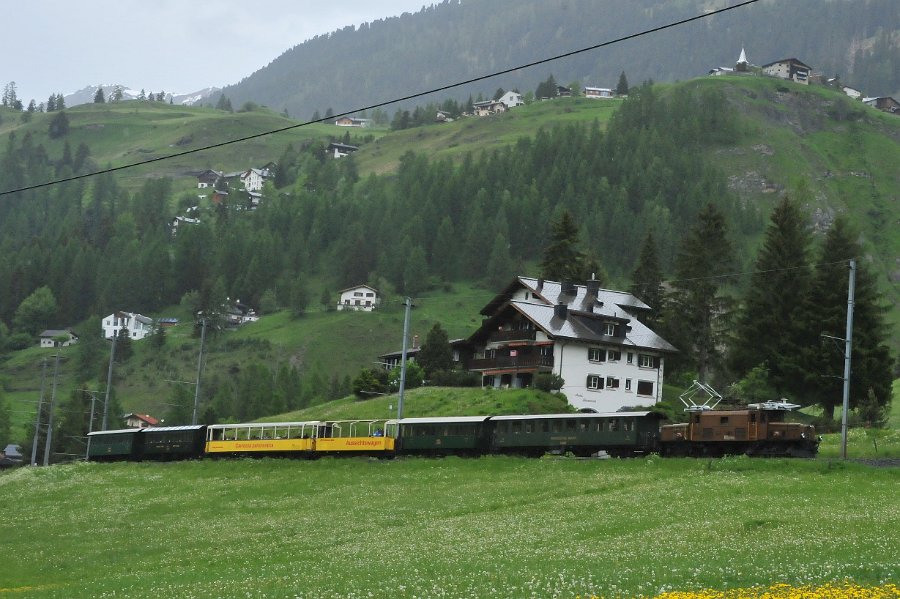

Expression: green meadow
xmin=1 ymin=457 xmax=897 ymax=598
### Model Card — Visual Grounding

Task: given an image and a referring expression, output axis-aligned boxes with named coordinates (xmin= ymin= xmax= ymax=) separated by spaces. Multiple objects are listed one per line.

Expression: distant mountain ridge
xmin=63 ymin=84 xmax=220 ymax=107
xmin=217 ymin=0 xmax=899 ymax=119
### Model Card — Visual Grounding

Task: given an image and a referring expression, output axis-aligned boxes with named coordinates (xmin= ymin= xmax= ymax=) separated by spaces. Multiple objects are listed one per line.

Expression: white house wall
xmin=556 ymin=342 xmax=664 ymax=412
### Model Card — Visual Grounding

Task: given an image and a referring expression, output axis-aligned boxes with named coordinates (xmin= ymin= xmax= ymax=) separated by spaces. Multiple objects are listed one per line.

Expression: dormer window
xmin=604 ymin=323 xmax=615 ymax=336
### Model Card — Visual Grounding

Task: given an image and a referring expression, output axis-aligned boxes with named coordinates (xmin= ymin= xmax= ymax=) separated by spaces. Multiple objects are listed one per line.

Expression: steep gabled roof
xmin=472 ymin=276 xmax=676 ymax=353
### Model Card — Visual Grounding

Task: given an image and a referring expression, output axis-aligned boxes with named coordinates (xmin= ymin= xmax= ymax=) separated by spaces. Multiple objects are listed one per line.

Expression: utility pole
xmin=397 ymin=297 xmax=413 ymax=421
xmin=31 ymin=359 xmax=48 ymax=466
xmin=102 ymin=333 xmax=117 ymax=431
xmin=192 ymin=317 xmax=207 ymax=425
xmin=840 ymin=259 xmax=856 ymax=460
xmin=43 ymin=352 xmax=61 ymax=466
xmin=85 ymin=390 xmax=99 ymax=460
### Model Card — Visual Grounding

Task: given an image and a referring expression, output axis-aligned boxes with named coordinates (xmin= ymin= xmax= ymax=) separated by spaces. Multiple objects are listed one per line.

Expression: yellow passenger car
xmin=205 ymin=422 xmax=324 ymax=456
xmin=313 ymin=420 xmax=395 ymax=453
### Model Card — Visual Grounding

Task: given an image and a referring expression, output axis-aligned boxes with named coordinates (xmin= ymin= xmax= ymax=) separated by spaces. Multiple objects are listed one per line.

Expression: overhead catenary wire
xmin=0 ymin=0 xmax=760 ymax=197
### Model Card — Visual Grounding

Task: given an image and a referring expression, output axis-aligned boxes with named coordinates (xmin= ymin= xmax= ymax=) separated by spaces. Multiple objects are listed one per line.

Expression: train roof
xmin=140 ymin=425 xmax=206 ymax=432
xmin=396 ymin=416 xmax=492 ymax=425
xmin=207 ymin=421 xmax=323 ymax=429
xmin=87 ymin=428 xmax=142 ymax=436
xmin=490 ymin=411 xmax=659 ymax=421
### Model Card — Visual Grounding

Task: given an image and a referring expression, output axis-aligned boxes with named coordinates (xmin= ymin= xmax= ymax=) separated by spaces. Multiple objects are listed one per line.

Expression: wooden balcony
xmin=468 ymin=354 xmax=553 ymax=371
xmin=488 ymin=329 xmax=537 ymax=343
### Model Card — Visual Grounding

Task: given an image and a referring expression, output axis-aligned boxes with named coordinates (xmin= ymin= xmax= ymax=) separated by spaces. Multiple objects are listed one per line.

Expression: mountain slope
xmin=220 ymin=0 xmax=900 ymax=119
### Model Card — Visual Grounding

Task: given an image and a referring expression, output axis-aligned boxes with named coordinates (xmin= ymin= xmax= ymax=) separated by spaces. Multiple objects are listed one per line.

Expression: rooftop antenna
xmin=679 ymin=380 xmax=722 ymax=412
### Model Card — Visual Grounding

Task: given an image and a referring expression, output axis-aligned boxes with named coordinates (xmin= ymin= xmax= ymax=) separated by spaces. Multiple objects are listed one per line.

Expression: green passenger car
xmin=141 ymin=426 xmax=207 ymax=460
xmin=490 ymin=412 xmax=662 ymax=457
xmin=87 ymin=429 xmax=143 ymax=461
xmin=396 ymin=416 xmax=492 ymax=455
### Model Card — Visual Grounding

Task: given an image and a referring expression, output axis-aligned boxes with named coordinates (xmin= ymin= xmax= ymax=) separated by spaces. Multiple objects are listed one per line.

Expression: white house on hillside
xmin=337 ymin=285 xmax=380 ymax=312
xmin=761 ymin=58 xmax=812 ymax=85
xmin=39 ymin=329 xmax=79 ymax=348
xmin=102 ymin=312 xmax=155 ymax=341
xmin=467 ymin=277 xmax=677 ymax=412
xmin=498 ymin=91 xmax=524 ymax=108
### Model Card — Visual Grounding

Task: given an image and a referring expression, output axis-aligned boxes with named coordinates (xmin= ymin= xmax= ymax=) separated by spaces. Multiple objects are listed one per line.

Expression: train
xmin=87 ymin=402 xmax=819 ymax=462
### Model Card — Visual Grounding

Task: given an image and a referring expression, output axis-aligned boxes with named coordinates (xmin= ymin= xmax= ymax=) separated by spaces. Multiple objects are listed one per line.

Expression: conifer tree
xmin=665 ymin=203 xmax=735 ymax=381
xmin=539 ymin=209 xmax=590 ymax=282
xmin=616 ymin=71 xmax=629 ymax=96
xmin=797 ymin=218 xmax=894 ymax=420
xmin=416 ymin=323 xmax=453 ymax=377
xmin=93 ymin=87 xmax=105 ymax=103
xmin=730 ymin=196 xmax=813 ymax=396
xmin=630 ymin=231 xmax=665 ymax=325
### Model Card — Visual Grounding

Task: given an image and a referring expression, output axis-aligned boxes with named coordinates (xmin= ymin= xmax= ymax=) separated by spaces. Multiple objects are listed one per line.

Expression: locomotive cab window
xmin=720 ymin=416 xmax=729 ymax=424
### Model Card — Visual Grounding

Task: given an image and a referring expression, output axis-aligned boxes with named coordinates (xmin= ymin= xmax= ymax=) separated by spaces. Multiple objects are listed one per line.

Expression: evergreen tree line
xmin=631 ymin=197 xmax=894 ymax=425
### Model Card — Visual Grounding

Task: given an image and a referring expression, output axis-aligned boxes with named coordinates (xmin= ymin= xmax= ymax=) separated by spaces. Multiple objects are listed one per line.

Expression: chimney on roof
xmin=554 ymin=303 xmax=568 ymax=319
xmin=586 ymin=274 xmax=600 ymax=297
xmin=536 ymin=278 xmax=544 ymax=291
xmin=561 ymin=280 xmax=577 ymax=296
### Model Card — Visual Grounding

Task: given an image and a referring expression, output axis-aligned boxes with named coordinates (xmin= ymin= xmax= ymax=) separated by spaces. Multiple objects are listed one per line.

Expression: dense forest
xmin=220 ymin=0 xmax=900 ymax=119
xmin=0 ymin=83 xmax=756 ymax=340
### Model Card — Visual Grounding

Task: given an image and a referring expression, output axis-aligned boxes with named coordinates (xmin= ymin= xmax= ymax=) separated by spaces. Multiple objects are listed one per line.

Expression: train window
xmin=595 ymin=422 xmax=602 ymax=432
xmin=552 ymin=420 xmax=562 ymax=433
xmin=702 ymin=428 xmax=714 ymax=439
xmin=694 ymin=415 xmax=700 ymax=423
xmin=623 ymin=420 xmax=632 ymax=432
xmin=578 ymin=421 xmax=587 ymax=432
xmin=720 ymin=416 xmax=729 ymax=424
xmin=750 ymin=414 xmax=756 ymax=423
xmin=566 ymin=420 xmax=576 ymax=432
xmin=524 ymin=422 xmax=534 ymax=434
xmin=542 ymin=421 xmax=550 ymax=433
xmin=608 ymin=419 xmax=618 ymax=432
xmin=512 ymin=422 xmax=522 ymax=434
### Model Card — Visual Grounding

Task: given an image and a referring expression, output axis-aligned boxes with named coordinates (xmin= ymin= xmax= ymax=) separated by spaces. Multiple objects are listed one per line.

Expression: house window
xmin=639 ymin=354 xmax=656 ymax=368
xmin=637 ymin=380 xmax=654 ymax=396
xmin=587 ymin=375 xmax=604 ymax=390
xmin=539 ymin=346 xmax=552 ymax=357
xmin=607 ymin=350 xmax=622 ymax=361
xmin=354 ymin=291 xmax=363 ymax=297
xmin=366 ymin=292 xmax=374 ymax=297
xmin=588 ymin=348 xmax=605 ymax=362
xmin=604 ymin=323 xmax=616 ymax=336
xmin=606 ymin=377 xmax=620 ymax=389
xmin=627 ymin=352 xmax=634 ymax=364
xmin=625 ymin=379 xmax=632 ymax=391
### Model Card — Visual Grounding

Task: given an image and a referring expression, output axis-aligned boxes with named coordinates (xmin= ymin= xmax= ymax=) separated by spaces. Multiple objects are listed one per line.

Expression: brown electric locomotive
xmin=659 ymin=399 xmax=819 ymax=458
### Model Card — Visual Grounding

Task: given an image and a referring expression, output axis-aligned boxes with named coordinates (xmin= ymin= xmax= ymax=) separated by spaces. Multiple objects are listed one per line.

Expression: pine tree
xmin=630 ymin=231 xmax=665 ymax=325
xmin=93 ymin=87 xmax=105 ymax=103
xmin=539 ymin=209 xmax=589 ymax=282
xmin=798 ymin=218 xmax=894 ymax=420
xmin=616 ymin=71 xmax=629 ymax=96
xmin=730 ymin=196 xmax=813 ymax=396
xmin=665 ymin=203 xmax=735 ymax=382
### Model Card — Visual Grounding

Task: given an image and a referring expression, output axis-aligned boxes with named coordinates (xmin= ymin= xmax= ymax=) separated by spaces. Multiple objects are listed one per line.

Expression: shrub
xmin=534 ymin=372 xmax=564 ymax=392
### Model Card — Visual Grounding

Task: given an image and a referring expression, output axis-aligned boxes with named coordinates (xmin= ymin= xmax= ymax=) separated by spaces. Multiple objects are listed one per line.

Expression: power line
xmin=0 ymin=0 xmax=760 ymax=198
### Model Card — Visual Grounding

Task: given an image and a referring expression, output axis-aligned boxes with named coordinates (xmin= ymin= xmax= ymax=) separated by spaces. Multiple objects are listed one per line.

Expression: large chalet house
xmin=761 ymin=58 xmax=812 ymax=85
xmin=467 ymin=277 xmax=676 ymax=412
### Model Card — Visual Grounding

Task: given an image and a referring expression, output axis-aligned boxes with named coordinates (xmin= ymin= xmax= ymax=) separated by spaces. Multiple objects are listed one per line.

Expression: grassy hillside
xmin=1 ymin=458 xmax=897 ymax=598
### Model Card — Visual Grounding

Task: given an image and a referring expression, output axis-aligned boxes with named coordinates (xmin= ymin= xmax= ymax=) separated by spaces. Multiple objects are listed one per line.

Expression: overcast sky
xmin=2 ymin=1 xmax=428 ymax=104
